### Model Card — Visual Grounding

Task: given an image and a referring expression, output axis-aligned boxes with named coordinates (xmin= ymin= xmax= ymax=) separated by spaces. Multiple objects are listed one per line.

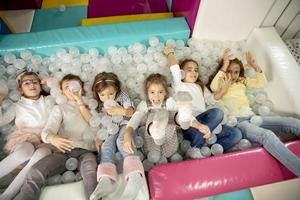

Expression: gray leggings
xmin=0 ymin=142 xmax=51 ymax=200
xmin=14 ymin=148 xmax=97 ymax=200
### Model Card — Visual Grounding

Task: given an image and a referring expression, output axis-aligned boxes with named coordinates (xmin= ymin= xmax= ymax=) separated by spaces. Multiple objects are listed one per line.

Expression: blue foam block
xmin=208 ymin=189 xmax=254 ymax=200
xmin=0 ymin=18 xmax=12 ymax=34
xmin=31 ymin=6 xmax=87 ymax=32
xmin=0 ymin=17 xmax=190 ymax=56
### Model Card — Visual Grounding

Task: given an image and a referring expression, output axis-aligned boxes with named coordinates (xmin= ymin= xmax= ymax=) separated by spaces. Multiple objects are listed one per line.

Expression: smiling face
xmin=147 ymin=83 xmax=167 ymax=108
xmin=19 ymin=74 xmax=41 ymax=100
xmin=227 ymin=62 xmax=241 ymax=83
xmin=97 ymin=85 xmax=117 ymax=103
xmin=182 ymin=61 xmax=199 ymax=83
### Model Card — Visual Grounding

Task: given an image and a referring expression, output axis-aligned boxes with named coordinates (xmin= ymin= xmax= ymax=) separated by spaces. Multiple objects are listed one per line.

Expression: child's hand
xmin=68 ymin=89 xmax=84 ymax=105
xmin=218 ymin=74 xmax=231 ymax=93
xmin=196 ymin=122 xmax=211 ymax=139
xmin=124 ymin=127 xmax=135 ymax=154
xmin=246 ymin=51 xmax=261 ymax=72
xmin=222 ymin=48 xmax=232 ymax=70
xmin=106 ymin=104 xmax=125 ymax=116
xmin=95 ymin=138 xmax=103 ymax=153
xmin=47 ymin=134 xmax=74 ymax=153
xmin=0 ymin=94 xmax=6 ymax=104
xmin=164 ymin=46 xmax=174 ymax=56
xmin=40 ymin=76 xmax=49 ymax=85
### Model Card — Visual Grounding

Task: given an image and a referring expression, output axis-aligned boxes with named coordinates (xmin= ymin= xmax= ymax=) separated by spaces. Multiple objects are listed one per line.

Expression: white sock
xmin=89 ymin=177 xmax=116 ymax=200
xmin=175 ymin=92 xmax=193 ymax=129
xmin=149 ymin=110 xmax=169 ymax=145
xmin=120 ymin=173 xmax=144 ymax=200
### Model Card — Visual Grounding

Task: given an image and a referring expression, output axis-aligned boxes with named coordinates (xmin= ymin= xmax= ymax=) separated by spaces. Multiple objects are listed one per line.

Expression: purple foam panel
xmin=0 ymin=0 xmax=42 ymax=10
xmin=172 ymin=0 xmax=201 ymax=33
xmin=88 ymin=0 xmax=168 ymax=18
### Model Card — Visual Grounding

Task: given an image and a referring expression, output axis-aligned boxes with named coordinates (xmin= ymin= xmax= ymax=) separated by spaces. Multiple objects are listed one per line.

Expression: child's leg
xmin=216 ymin=125 xmax=242 ymax=151
xmin=0 ymin=147 xmax=51 ymax=200
xmin=183 ymin=108 xmax=224 ymax=148
xmin=78 ymin=152 xmax=97 ymax=200
xmin=161 ymin=123 xmax=178 ymax=158
xmin=195 ymin=108 xmax=224 ymax=129
xmin=120 ymin=155 xmax=145 ymax=200
xmin=90 ymin=135 xmax=118 ymax=200
xmin=148 ymin=109 xmax=169 ymax=145
xmin=14 ymin=152 xmax=68 ymax=200
xmin=237 ymin=120 xmax=300 ymax=177
xmin=260 ymin=116 xmax=300 ymax=137
xmin=0 ymin=142 xmax=34 ymax=178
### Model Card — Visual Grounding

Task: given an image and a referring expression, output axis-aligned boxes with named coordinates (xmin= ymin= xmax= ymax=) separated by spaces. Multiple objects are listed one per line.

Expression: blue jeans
xmin=100 ymin=125 xmax=132 ymax=164
xmin=183 ymin=108 xmax=242 ymax=150
xmin=237 ymin=116 xmax=300 ymax=177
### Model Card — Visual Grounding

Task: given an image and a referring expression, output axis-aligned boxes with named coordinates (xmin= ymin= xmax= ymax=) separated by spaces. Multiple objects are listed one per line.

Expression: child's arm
xmin=245 ymin=52 xmax=268 ymax=88
xmin=124 ymin=126 xmax=135 ymax=154
xmin=69 ymin=89 xmax=92 ymax=122
xmin=209 ymin=76 xmax=231 ymax=100
xmin=41 ymin=106 xmax=74 ymax=153
xmin=0 ymin=104 xmax=16 ymax=127
xmin=107 ymin=105 xmax=134 ymax=117
xmin=219 ymin=48 xmax=232 ymax=72
xmin=164 ymin=47 xmax=182 ymax=89
xmin=164 ymin=47 xmax=177 ymax=66
xmin=95 ymin=138 xmax=103 ymax=153
xmin=123 ymin=101 xmax=147 ymax=153
xmin=107 ymin=90 xmax=135 ymax=117
xmin=210 ymin=48 xmax=232 ymax=92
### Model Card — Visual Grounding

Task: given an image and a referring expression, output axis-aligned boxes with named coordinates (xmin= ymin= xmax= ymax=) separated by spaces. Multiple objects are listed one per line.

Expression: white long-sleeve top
xmin=170 ymin=64 xmax=217 ymax=116
xmin=41 ymin=101 xmax=96 ymax=151
xmin=127 ymin=98 xmax=177 ymax=130
xmin=0 ymin=96 xmax=54 ymax=128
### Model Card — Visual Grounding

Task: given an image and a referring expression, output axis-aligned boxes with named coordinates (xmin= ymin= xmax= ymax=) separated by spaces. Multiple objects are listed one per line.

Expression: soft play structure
xmin=1 ymin=0 xmax=300 ymax=200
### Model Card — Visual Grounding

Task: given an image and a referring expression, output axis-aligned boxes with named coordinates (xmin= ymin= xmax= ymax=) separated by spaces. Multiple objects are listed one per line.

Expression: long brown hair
xmin=208 ymin=58 xmax=245 ymax=87
xmin=179 ymin=59 xmax=205 ymax=91
xmin=144 ymin=73 xmax=169 ymax=103
xmin=18 ymin=71 xmax=48 ymax=96
xmin=92 ymin=72 xmax=121 ymax=111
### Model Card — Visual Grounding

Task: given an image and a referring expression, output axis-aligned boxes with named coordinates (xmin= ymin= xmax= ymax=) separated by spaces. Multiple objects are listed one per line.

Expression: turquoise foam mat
xmin=0 ymin=17 xmax=190 ymax=56
xmin=208 ymin=189 xmax=254 ymax=200
xmin=31 ymin=6 xmax=87 ymax=32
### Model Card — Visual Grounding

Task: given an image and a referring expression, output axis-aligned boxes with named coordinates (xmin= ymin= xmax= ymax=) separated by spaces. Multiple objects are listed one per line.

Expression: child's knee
xmin=213 ymin=108 xmax=224 ymax=121
xmin=18 ymin=142 xmax=35 ymax=160
xmin=32 ymin=148 xmax=52 ymax=161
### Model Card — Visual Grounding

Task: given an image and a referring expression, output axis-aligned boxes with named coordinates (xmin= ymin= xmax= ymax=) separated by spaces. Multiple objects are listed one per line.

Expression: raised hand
xmin=246 ymin=51 xmax=261 ymax=72
xmin=221 ymin=48 xmax=232 ymax=71
xmin=164 ymin=46 xmax=174 ymax=56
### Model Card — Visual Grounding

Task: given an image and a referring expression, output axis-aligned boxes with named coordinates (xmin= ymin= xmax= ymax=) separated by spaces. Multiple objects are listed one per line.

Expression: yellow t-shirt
xmin=210 ymin=70 xmax=267 ymax=117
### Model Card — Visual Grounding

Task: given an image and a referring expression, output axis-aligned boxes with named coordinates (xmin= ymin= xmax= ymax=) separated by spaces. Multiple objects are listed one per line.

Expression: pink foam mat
xmin=148 ymin=140 xmax=300 ymax=200
xmin=88 ymin=0 xmax=168 ymax=18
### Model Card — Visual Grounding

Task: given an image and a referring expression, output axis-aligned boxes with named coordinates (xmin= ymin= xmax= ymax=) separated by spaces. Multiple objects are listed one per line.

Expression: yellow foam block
xmin=42 ymin=0 xmax=88 ymax=8
xmin=0 ymin=11 xmax=16 ymax=33
xmin=81 ymin=12 xmax=174 ymax=26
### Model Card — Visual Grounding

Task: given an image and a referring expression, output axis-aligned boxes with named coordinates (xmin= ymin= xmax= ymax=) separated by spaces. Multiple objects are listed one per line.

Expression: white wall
xmin=192 ymin=0 xmax=275 ymax=41
xmin=247 ymin=28 xmax=300 ymax=117
xmin=192 ymin=0 xmax=300 ymax=41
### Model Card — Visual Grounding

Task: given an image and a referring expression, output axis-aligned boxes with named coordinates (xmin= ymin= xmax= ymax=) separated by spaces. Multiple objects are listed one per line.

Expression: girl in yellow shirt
xmin=210 ymin=49 xmax=300 ymax=177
